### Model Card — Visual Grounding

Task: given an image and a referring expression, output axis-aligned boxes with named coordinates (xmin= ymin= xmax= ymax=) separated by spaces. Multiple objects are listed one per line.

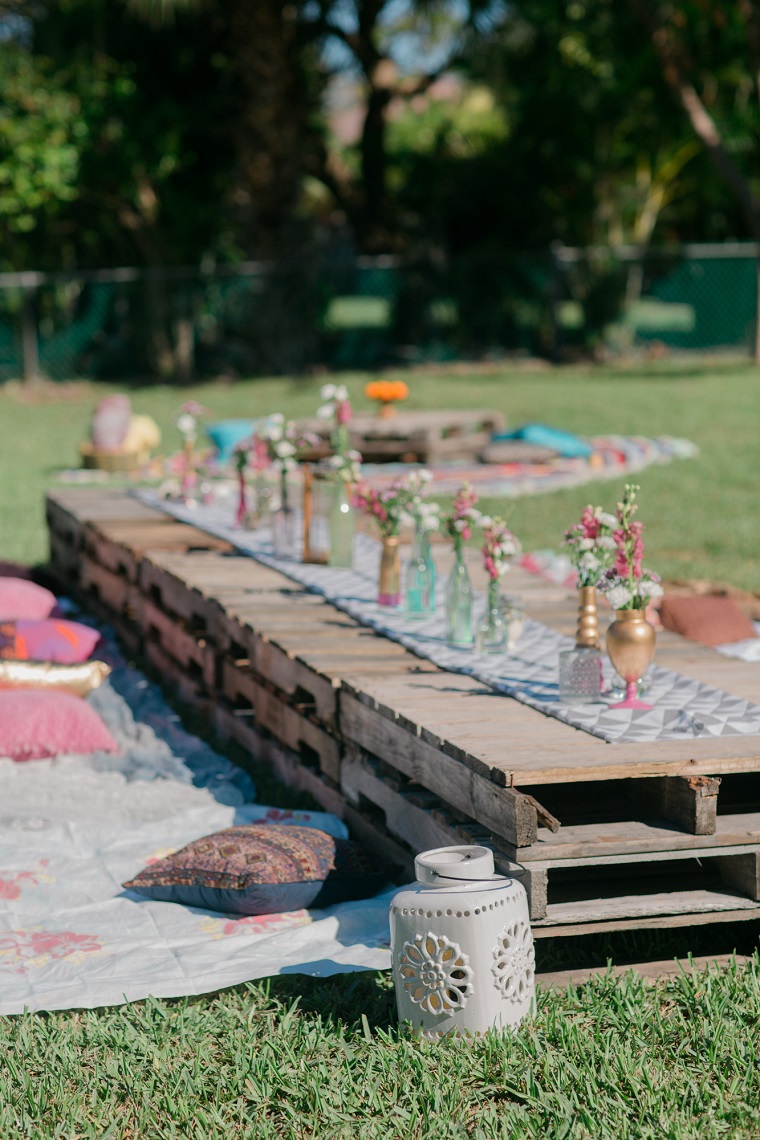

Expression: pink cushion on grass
xmin=0 ymin=690 xmax=119 ymax=760
xmin=0 ymin=578 xmax=57 ymax=621
xmin=0 ymin=619 xmax=101 ymax=664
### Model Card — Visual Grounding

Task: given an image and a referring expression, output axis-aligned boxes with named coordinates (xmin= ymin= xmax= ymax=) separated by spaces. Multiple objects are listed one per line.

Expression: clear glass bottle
xmin=272 ymin=468 xmax=297 ymax=558
xmin=329 ymin=480 xmax=354 ymax=568
xmin=477 ymin=579 xmax=509 ymax=654
xmin=405 ymin=526 xmax=436 ymax=617
xmin=445 ymin=545 xmax=474 ymax=647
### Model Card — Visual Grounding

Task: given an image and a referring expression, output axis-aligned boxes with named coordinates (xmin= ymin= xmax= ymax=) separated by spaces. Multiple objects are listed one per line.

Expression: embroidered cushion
xmin=0 ymin=578 xmax=58 ymax=621
xmin=123 ymin=824 xmax=393 ymax=915
xmin=659 ymin=594 xmax=758 ymax=647
xmin=0 ymin=690 xmax=119 ymax=760
xmin=0 ymin=619 xmax=101 ymax=663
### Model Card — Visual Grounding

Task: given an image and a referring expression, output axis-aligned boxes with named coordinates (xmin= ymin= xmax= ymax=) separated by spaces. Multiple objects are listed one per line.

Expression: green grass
xmin=2 ymin=360 xmax=760 ymax=1136
xmin=2 ymin=962 xmax=760 ymax=1138
xmin=2 ymin=358 xmax=759 ymax=589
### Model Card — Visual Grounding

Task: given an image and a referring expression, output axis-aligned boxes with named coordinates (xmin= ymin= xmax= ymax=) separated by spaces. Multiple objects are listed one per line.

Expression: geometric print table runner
xmin=136 ymin=493 xmax=760 ymax=745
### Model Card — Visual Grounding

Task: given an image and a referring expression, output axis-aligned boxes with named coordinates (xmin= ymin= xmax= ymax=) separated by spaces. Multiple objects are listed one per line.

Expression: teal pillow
xmin=492 ymin=424 xmax=593 ymax=458
xmin=206 ymin=420 xmax=255 ymax=463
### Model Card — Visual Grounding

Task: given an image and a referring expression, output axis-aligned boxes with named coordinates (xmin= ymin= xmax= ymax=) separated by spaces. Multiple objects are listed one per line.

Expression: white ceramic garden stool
xmin=389 ymin=845 xmax=535 ymax=1039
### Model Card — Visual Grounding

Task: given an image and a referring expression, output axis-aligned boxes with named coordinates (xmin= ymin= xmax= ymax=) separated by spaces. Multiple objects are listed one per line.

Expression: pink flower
xmin=336 ymin=399 xmax=352 ymax=426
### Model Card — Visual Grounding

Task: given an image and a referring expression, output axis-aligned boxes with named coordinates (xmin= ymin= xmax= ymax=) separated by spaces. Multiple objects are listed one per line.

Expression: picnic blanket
xmin=137 ymin=493 xmax=760 ymax=746
xmin=358 ymin=435 xmax=697 ymax=497
xmin=0 ymin=629 xmax=392 ymax=1016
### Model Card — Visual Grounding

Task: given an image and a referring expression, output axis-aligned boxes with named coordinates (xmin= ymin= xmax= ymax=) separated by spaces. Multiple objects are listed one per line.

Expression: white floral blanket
xmin=0 ymin=635 xmax=392 ymax=1016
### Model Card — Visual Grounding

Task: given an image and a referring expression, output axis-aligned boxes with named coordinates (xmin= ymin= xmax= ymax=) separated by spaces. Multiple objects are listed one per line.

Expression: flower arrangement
xmin=598 ymin=484 xmax=663 ymax=611
xmin=352 ymin=477 xmax=414 ymax=538
xmin=405 ymin=469 xmax=441 ymax=534
xmin=479 ymin=516 xmax=521 ymax=581
xmin=563 ymin=504 xmax=617 ymax=587
xmin=365 ymin=379 xmax=409 ymax=417
xmin=443 ymin=483 xmax=481 ymax=552
xmin=173 ymin=401 xmax=211 ymax=447
xmin=317 ymin=384 xmax=362 ymax=482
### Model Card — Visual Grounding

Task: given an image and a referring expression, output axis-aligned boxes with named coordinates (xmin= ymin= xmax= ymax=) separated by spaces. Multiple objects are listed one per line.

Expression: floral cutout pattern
xmin=491 ymin=920 xmax=535 ymax=1003
xmin=398 ymin=932 xmax=473 ymax=1015
xmin=0 ymin=929 xmax=105 ymax=974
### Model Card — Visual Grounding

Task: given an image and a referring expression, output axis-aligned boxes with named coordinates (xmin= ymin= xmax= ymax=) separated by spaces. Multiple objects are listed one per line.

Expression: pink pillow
xmin=0 ymin=690 xmax=119 ymax=760
xmin=0 ymin=578 xmax=57 ymax=621
xmin=0 ymin=619 xmax=101 ymax=663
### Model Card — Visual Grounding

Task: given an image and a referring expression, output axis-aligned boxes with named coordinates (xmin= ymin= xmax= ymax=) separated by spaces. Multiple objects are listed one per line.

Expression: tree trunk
xmin=228 ymin=0 xmax=312 ymax=258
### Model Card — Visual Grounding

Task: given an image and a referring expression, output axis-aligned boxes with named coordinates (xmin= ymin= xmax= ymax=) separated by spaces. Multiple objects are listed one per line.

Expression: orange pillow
xmin=659 ymin=595 xmax=757 ymax=647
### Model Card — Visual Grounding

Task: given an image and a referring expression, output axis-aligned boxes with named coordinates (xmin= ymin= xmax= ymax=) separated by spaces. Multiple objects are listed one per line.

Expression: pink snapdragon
xmin=598 ymin=484 xmax=663 ymax=610
xmin=352 ymin=477 xmax=414 ymax=537
xmin=444 ymin=484 xmax=481 ymax=547
xmin=480 ymin=517 xmax=521 ymax=580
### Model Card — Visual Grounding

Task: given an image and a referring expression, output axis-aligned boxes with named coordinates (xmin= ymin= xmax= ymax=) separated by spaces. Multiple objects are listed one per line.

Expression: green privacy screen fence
xmin=5 ymin=243 xmax=759 ymax=382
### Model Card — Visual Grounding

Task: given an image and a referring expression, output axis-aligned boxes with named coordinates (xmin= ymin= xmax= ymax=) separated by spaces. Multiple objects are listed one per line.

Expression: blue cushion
xmin=205 ymin=420 xmax=255 ymax=462
xmin=491 ymin=423 xmax=593 ymax=458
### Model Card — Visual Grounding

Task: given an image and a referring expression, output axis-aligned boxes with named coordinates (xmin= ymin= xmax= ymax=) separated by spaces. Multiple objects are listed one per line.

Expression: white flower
xmin=597 ymin=535 xmax=617 ymax=551
xmin=326 ymin=454 xmax=344 ymax=468
xmin=454 ymin=518 xmax=468 ymax=533
xmin=597 ymin=511 xmax=617 ymax=529
xmin=637 ymin=578 xmax=664 ymax=600
xmin=578 ymin=552 xmax=599 ymax=572
xmin=320 ymin=383 xmax=337 ymax=400
xmin=316 ymin=404 xmax=333 ymax=419
xmin=334 ymin=384 xmax=348 ymax=401
xmin=607 ymin=584 xmax=633 ymax=610
xmin=176 ymin=413 xmax=196 ymax=438
xmin=578 ymin=538 xmax=595 ymax=552
xmin=275 ymin=441 xmax=296 ymax=458
xmin=479 ymin=515 xmax=494 ymax=529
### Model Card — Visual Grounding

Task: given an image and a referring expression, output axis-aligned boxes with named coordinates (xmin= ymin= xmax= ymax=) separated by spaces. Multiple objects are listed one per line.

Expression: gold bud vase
xmin=378 ymin=535 xmax=401 ymax=606
xmin=605 ymin=608 xmax=656 ymax=709
xmin=575 ymin=585 xmax=600 ymax=649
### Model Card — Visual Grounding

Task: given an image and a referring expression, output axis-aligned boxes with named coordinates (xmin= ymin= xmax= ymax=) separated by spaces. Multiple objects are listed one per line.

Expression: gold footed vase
xmin=605 ymin=608 xmax=656 ymax=709
xmin=575 ymin=586 xmax=600 ymax=649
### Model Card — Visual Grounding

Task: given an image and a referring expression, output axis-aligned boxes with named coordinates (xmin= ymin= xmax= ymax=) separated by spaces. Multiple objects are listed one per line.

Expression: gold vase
xmin=575 ymin=585 xmax=600 ymax=649
xmin=378 ymin=535 xmax=401 ymax=606
xmin=605 ymin=608 xmax=656 ymax=709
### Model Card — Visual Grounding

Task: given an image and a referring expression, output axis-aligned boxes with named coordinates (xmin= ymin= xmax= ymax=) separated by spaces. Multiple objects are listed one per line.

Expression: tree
xmin=629 ymin=0 xmax=760 ymax=357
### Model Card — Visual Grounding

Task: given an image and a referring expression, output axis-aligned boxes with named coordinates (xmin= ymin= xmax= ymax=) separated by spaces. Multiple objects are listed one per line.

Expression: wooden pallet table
xmin=46 ymin=486 xmax=760 ymax=939
xmin=297 ymin=408 xmax=506 ymax=464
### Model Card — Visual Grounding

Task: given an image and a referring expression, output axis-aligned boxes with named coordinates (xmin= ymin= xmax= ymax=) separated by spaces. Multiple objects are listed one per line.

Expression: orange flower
xmin=365 ymin=380 xmax=409 ymax=404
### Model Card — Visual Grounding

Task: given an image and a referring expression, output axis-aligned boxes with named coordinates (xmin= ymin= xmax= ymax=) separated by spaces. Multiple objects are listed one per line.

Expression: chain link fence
xmin=4 ymin=242 xmax=759 ymax=383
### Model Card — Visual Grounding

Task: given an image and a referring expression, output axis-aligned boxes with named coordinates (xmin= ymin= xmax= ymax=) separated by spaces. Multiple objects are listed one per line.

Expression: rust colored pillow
xmin=659 ymin=595 xmax=758 ymax=647
xmin=0 ymin=619 xmax=101 ymax=663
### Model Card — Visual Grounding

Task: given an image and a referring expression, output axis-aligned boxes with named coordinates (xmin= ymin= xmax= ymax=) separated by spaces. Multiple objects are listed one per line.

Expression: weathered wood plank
xmin=534 ymin=889 xmax=760 ymax=927
xmin=340 ymin=691 xmax=538 ymax=847
xmin=629 ymin=775 xmax=720 ymax=836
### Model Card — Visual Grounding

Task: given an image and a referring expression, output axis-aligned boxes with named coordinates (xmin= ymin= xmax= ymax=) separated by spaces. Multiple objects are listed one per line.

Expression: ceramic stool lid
xmin=414 ymin=846 xmax=495 ymax=886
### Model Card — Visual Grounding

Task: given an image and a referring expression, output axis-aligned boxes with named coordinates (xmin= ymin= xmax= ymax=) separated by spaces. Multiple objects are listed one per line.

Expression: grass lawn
xmin=1 ymin=359 xmax=760 ymax=1137
xmin=2 ymin=357 xmax=759 ymax=589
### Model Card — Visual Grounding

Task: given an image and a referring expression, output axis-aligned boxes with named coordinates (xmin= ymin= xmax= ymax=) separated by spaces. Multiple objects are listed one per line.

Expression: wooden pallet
xmin=297 ymin=408 xmax=506 ymax=464
xmin=45 ymin=486 xmax=760 ymax=939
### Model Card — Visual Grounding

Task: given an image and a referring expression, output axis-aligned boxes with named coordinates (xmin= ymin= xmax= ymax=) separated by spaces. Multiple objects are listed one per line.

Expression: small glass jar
xmin=477 ymin=580 xmax=509 ymax=654
xmin=405 ymin=526 xmax=436 ymax=617
xmin=501 ymin=593 xmax=525 ymax=650
xmin=558 ymin=647 xmax=603 ymax=704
